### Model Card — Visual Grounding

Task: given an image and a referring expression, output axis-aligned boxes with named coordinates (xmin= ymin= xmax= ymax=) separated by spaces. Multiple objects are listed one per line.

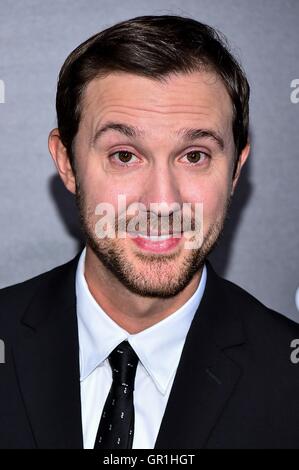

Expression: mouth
xmin=127 ymin=232 xmax=183 ymax=253
xmin=132 ymin=233 xmax=182 ymax=240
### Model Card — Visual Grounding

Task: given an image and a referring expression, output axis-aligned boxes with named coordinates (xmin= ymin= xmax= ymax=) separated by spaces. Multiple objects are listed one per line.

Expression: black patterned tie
xmin=94 ymin=340 xmax=139 ymax=449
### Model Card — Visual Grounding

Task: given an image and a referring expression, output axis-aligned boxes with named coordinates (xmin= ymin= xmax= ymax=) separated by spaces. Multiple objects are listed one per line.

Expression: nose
xmin=139 ymin=163 xmax=183 ymax=230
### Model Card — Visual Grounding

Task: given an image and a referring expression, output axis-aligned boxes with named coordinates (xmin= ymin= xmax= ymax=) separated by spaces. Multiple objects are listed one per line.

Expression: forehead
xmin=81 ymin=70 xmax=233 ymax=135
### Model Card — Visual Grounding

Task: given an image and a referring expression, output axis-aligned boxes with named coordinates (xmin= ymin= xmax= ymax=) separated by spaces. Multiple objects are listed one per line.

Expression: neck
xmin=83 ymin=246 xmax=203 ymax=334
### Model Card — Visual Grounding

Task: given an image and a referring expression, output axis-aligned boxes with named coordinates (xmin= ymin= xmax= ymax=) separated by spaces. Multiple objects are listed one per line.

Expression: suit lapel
xmin=13 ymin=254 xmax=83 ymax=449
xmin=155 ymin=261 xmax=245 ymax=449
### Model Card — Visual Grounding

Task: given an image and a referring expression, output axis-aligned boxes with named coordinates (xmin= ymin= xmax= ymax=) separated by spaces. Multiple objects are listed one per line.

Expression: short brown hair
xmin=56 ymin=15 xmax=250 ymax=174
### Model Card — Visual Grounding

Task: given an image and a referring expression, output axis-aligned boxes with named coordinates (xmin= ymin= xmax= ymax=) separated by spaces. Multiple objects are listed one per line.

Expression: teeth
xmin=137 ymin=234 xmax=174 ymax=241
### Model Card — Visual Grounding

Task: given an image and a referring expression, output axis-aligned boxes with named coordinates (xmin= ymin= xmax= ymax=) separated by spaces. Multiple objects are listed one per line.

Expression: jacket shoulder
xmin=217 ymin=271 xmax=299 ymax=342
xmin=0 ymin=255 xmax=79 ymax=329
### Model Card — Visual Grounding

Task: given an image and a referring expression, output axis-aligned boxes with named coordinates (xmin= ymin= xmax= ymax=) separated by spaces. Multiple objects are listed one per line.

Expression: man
xmin=0 ymin=15 xmax=299 ymax=450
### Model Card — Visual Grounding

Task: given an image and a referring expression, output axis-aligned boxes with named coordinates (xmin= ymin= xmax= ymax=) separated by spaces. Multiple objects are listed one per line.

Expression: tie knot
xmin=108 ymin=341 xmax=139 ymax=390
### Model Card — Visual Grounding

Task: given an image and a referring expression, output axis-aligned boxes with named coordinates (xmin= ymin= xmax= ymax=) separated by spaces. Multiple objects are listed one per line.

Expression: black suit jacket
xmin=1 ymin=253 xmax=299 ymax=449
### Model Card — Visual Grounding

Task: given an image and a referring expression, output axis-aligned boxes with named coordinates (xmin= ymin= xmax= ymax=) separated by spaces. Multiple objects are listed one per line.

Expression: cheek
xmin=184 ymin=176 xmax=230 ymax=225
xmin=203 ymin=190 xmax=228 ymax=223
xmin=79 ymin=165 xmax=143 ymax=219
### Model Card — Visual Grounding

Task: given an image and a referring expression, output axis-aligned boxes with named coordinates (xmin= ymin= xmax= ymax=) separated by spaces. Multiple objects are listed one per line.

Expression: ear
xmin=48 ymin=128 xmax=76 ymax=194
xmin=231 ymin=142 xmax=250 ymax=195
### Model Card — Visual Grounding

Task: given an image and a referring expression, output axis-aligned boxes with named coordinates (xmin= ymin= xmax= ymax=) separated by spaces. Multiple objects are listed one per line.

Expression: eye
xmin=181 ymin=150 xmax=210 ymax=165
xmin=109 ymin=150 xmax=139 ymax=166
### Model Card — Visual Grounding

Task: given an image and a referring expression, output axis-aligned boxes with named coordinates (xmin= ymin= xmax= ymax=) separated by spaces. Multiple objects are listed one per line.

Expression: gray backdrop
xmin=0 ymin=0 xmax=298 ymax=321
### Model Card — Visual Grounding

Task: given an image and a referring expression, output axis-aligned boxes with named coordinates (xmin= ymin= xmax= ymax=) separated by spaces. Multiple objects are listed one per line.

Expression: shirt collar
xmin=76 ymin=247 xmax=207 ymax=394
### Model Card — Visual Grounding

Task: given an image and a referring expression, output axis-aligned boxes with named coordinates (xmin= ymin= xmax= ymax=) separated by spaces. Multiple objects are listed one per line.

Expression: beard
xmin=75 ymin=182 xmax=231 ymax=299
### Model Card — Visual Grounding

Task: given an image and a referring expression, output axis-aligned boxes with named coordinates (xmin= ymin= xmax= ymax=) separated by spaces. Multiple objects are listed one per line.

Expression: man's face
xmin=71 ymin=70 xmax=246 ymax=298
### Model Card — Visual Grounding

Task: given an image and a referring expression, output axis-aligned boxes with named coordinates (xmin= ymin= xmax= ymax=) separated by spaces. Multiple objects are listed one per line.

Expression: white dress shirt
xmin=76 ymin=247 xmax=207 ymax=449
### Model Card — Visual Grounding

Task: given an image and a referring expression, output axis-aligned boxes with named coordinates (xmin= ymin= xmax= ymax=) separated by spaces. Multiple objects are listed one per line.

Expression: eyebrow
xmin=92 ymin=121 xmax=224 ymax=150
